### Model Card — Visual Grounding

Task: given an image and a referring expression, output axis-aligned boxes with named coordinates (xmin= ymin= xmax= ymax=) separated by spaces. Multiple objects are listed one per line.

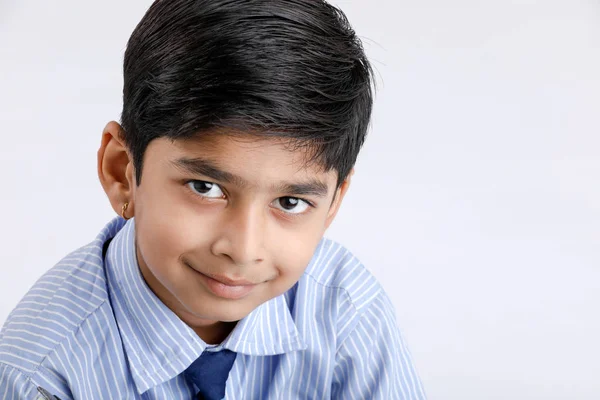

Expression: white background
xmin=1 ymin=1 xmax=599 ymax=399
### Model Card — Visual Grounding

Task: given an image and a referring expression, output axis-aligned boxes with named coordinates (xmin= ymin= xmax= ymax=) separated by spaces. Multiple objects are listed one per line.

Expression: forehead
xmin=145 ymin=133 xmax=337 ymax=187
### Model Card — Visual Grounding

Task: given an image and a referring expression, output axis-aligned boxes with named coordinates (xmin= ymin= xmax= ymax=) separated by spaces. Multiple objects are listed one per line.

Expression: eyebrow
xmin=171 ymin=157 xmax=330 ymax=198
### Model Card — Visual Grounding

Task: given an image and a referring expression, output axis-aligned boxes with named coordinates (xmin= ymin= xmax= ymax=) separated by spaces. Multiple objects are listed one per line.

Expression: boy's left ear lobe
xmin=324 ymin=169 xmax=354 ymax=229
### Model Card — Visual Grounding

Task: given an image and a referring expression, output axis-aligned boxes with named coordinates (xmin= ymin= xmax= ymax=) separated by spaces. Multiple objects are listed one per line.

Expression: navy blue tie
xmin=184 ymin=349 xmax=237 ymax=400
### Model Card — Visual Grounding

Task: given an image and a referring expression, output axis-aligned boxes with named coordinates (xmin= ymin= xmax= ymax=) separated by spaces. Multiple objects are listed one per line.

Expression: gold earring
xmin=121 ymin=202 xmax=130 ymax=220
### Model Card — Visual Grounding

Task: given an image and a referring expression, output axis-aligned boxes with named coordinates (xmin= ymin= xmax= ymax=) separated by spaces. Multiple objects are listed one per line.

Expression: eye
xmin=187 ymin=180 xmax=225 ymax=199
xmin=272 ymin=197 xmax=310 ymax=214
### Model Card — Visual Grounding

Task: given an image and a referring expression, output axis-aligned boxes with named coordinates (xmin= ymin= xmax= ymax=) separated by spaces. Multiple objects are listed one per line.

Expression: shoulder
xmin=302 ymin=237 xmax=384 ymax=312
xmin=296 ymin=238 xmax=396 ymax=342
xmin=0 ymin=239 xmax=110 ymax=376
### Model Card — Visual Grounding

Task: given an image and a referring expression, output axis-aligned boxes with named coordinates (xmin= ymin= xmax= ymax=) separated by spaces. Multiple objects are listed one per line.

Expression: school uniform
xmin=0 ymin=217 xmax=425 ymax=399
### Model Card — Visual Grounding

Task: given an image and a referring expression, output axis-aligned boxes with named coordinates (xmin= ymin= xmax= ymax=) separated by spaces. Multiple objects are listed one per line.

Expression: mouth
xmin=203 ymin=272 xmax=256 ymax=287
xmin=186 ymin=264 xmax=258 ymax=300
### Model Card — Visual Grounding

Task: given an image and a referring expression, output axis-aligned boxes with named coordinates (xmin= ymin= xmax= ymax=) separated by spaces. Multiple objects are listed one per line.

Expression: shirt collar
xmin=102 ymin=217 xmax=306 ymax=395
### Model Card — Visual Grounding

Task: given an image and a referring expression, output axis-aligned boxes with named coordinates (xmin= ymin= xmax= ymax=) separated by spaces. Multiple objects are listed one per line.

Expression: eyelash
xmin=183 ymin=179 xmax=316 ymax=214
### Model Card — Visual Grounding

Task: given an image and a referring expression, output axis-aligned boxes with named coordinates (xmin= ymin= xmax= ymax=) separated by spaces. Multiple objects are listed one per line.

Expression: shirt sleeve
xmin=0 ymin=363 xmax=37 ymax=399
xmin=331 ymin=291 xmax=427 ymax=400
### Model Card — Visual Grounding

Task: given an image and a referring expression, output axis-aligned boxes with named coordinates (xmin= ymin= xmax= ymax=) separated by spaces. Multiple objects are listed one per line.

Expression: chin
xmin=184 ymin=299 xmax=253 ymax=323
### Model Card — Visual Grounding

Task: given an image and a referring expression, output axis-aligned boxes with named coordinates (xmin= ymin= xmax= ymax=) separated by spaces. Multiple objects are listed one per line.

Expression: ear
xmin=324 ymin=169 xmax=354 ymax=230
xmin=97 ymin=121 xmax=136 ymax=218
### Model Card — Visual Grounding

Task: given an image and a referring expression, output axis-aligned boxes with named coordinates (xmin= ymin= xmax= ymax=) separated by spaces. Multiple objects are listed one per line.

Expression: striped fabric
xmin=0 ymin=217 xmax=426 ymax=399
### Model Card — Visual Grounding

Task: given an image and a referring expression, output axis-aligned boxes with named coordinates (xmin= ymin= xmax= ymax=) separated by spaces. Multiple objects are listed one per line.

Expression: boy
xmin=0 ymin=0 xmax=426 ymax=398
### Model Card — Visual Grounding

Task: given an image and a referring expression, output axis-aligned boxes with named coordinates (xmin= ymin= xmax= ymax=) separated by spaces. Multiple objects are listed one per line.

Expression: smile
xmin=188 ymin=266 xmax=258 ymax=300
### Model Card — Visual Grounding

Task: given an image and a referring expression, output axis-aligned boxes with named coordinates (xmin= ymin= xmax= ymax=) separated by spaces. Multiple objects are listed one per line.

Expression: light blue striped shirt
xmin=0 ymin=217 xmax=426 ymax=399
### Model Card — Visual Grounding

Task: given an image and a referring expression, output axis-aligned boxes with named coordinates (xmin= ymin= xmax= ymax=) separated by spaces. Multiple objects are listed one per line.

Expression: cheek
xmin=268 ymin=226 xmax=324 ymax=290
xmin=133 ymin=187 xmax=215 ymax=277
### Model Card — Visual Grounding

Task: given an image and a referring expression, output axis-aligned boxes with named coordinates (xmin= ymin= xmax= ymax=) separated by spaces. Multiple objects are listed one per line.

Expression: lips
xmin=185 ymin=263 xmax=258 ymax=300
xmin=203 ymin=272 xmax=255 ymax=287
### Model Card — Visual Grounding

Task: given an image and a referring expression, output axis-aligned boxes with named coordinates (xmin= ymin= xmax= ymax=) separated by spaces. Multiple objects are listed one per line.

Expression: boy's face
xmin=99 ymin=123 xmax=350 ymax=339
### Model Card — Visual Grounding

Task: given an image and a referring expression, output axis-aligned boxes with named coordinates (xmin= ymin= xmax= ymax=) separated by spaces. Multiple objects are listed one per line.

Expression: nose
xmin=210 ymin=203 xmax=265 ymax=267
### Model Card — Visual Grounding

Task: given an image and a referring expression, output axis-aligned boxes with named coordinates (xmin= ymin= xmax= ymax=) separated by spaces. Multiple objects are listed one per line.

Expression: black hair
xmin=120 ymin=0 xmax=374 ymax=187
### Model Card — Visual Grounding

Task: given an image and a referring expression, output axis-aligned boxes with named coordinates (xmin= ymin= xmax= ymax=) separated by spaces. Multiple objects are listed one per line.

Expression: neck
xmin=193 ymin=320 xmax=238 ymax=345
